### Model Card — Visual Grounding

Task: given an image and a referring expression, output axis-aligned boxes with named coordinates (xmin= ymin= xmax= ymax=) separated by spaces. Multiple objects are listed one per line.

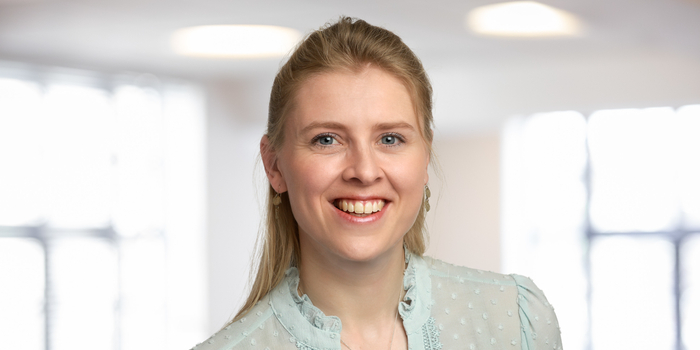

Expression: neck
xmin=297 ymin=242 xmax=406 ymax=327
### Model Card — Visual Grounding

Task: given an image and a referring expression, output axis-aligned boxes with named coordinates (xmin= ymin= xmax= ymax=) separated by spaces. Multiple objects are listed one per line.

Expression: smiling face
xmin=262 ymin=66 xmax=430 ymax=264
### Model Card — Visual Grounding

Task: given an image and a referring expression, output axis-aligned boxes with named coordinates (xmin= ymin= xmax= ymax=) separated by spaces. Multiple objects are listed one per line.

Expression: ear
xmin=260 ymin=135 xmax=288 ymax=193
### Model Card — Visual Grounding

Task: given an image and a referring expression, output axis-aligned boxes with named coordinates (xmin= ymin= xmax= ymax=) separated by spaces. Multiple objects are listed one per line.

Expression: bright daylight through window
xmin=502 ymin=105 xmax=700 ymax=350
xmin=0 ymin=69 xmax=207 ymax=350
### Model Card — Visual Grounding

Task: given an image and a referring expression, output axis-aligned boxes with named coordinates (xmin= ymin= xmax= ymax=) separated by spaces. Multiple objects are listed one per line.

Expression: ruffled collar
xmin=287 ymin=268 xmax=343 ymax=333
xmin=269 ymin=252 xmax=432 ymax=349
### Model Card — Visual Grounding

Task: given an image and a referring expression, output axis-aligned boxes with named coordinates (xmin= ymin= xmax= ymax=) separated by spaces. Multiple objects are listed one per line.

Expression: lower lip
xmin=332 ymin=202 xmax=388 ymax=224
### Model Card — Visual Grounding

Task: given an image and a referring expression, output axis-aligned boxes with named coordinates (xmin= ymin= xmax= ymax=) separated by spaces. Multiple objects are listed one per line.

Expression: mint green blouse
xmin=191 ymin=254 xmax=562 ymax=350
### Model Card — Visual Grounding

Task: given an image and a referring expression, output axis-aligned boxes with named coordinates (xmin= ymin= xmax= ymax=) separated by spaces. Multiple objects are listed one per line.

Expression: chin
xmin=333 ymin=238 xmax=401 ymax=263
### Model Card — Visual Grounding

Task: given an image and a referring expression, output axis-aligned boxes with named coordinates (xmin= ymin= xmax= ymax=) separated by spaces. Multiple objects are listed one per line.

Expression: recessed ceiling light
xmin=171 ymin=25 xmax=302 ymax=58
xmin=466 ymin=1 xmax=582 ymax=37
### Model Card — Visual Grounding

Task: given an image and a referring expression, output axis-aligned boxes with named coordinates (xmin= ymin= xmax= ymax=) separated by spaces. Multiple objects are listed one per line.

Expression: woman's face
xmin=263 ymin=66 xmax=430 ymax=264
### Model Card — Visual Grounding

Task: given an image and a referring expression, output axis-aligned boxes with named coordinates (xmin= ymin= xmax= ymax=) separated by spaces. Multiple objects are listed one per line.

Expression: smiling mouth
xmin=333 ymin=199 xmax=386 ymax=217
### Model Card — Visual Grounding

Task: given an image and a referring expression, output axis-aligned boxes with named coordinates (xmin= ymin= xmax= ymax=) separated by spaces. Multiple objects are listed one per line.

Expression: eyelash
xmin=380 ymin=132 xmax=406 ymax=146
xmin=311 ymin=132 xmax=407 ymax=147
xmin=311 ymin=133 xmax=339 ymax=147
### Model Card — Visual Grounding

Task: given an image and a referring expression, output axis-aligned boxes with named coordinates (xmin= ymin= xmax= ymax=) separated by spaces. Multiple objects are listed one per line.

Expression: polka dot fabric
xmin=190 ymin=255 xmax=562 ymax=350
xmin=424 ymin=257 xmax=561 ymax=350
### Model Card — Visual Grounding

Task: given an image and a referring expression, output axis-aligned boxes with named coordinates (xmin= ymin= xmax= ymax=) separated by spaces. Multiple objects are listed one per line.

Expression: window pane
xmin=50 ymin=238 xmax=117 ymax=350
xmin=677 ymin=105 xmax=700 ymax=230
xmin=43 ymin=85 xmax=113 ymax=229
xmin=589 ymin=108 xmax=681 ymax=232
xmin=590 ymin=235 xmax=675 ymax=350
xmin=520 ymin=112 xmax=588 ymax=235
xmin=121 ymin=236 xmax=167 ymax=350
xmin=112 ymin=85 xmax=165 ymax=237
xmin=506 ymin=112 xmax=590 ymax=350
xmin=0 ymin=238 xmax=45 ymax=350
xmin=0 ymin=78 xmax=44 ymax=226
xmin=681 ymin=234 xmax=700 ymax=350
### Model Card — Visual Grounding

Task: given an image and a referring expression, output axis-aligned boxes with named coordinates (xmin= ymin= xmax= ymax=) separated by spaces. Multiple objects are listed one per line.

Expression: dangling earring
xmin=272 ymin=192 xmax=281 ymax=220
xmin=424 ymin=185 xmax=431 ymax=212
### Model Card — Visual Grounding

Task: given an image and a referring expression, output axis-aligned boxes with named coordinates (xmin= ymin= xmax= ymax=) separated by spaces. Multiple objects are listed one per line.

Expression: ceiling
xmin=1 ymin=0 xmax=699 ymax=133
xmin=1 ymin=0 xmax=698 ymax=80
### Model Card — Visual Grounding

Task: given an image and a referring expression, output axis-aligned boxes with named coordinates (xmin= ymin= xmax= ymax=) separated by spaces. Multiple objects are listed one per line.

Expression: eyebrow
xmin=300 ymin=122 xmax=348 ymax=135
xmin=300 ymin=121 xmax=416 ymax=134
xmin=375 ymin=122 xmax=415 ymax=131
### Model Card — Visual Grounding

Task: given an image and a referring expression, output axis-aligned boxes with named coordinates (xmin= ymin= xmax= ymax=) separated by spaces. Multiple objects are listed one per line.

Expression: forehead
xmin=287 ymin=67 xmax=420 ymax=131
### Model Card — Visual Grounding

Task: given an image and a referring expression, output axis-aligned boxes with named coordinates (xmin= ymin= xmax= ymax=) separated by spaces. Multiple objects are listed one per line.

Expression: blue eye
xmin=317 ymin=135 xmax=336 ymax=145
xmin=381 ymin=135 xmax=397 ymax=145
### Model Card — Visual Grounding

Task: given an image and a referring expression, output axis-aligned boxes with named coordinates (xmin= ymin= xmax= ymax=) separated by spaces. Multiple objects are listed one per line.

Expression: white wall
xmin=205 ymin=80 xmax=267 ymax=333
xmin=429 ymin=52 xmax=700 ymax=136
xmin=425 ymin=133 xmax=502 ymax=273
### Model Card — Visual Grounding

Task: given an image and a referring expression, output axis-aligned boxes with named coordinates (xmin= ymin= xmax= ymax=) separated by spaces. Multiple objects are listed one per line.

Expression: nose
xmin=342 ymin=144 xmax=383 ymax=185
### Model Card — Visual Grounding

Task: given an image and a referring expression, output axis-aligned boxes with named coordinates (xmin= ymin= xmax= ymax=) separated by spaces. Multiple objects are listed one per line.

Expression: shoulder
xmin=420 ymin=255 xmax=562 ymax=349
xmin=420 ymin=255 xmax=521 ymax=312
xmin=189 ymin=296 xmax=289 ymax=350
xmin=421 ymin=255 xmax=552 ymax=298
xmin=421 ymin=255 xmax=513 ymax=284
xmin=508 ymin=274 xmax=563 ymax=349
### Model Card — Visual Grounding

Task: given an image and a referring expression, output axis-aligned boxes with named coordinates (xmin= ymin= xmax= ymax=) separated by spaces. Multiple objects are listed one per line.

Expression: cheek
xmin=391 ymin=154 xmax=429 ymax=203
xmin=284 ymin=155 xmax=339 ymax=204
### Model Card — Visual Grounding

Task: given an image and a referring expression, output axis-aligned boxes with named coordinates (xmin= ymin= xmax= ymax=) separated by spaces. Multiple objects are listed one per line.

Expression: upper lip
xmin=329 ymin=195 xmax=390 ymax=202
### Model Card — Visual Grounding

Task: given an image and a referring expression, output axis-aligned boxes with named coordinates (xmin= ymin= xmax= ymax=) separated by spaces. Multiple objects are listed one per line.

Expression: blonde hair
xmin=229 ymin=16 xmax=435 ymax=324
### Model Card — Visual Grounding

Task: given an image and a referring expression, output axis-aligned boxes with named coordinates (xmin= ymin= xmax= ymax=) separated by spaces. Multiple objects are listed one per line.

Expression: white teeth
xmin=336 ymin=199 xmax=385 ymax=214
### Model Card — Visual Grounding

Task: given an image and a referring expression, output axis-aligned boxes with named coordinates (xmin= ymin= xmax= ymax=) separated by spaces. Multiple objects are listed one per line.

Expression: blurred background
xmin=0 ymin=0 xmax=699 ymax=349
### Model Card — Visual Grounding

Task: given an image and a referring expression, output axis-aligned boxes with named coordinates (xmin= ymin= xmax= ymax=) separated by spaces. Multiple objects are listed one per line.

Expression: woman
xmin=193 ymin=17 xmax=562 ymax=350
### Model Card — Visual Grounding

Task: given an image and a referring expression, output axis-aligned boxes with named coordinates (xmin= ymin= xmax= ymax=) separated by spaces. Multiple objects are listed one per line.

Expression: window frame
xmin=0 ymin=65 xmax=208 ymax=350
xmin=582 ymin=112 xmax=695 ymax=350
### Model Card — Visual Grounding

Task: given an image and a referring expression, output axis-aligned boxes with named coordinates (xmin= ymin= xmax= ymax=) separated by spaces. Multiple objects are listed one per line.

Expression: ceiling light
xmin=466 ymin=1 xmax=582 ymax=37
xmin=171 ymin=25 xmax=302 ymax=58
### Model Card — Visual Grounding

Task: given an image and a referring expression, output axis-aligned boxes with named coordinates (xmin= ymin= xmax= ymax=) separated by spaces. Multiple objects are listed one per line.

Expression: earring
xmin=424 ymin=185 xmax=431 ymax=212
xmin=272 ymin=192 xmax=282 ymax=205
xmin=273 ymin=192 xmax=281 ymax=220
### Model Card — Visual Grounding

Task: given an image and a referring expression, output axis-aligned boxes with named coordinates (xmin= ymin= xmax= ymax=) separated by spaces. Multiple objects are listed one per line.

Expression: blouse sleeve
xmin=511 ymin=274 xmax=563 ymax=350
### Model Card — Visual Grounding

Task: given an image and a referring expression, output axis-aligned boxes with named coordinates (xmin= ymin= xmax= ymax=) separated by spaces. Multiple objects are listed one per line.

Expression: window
xmin=0 ymin=66 xmax=207 ymax=350
xmin=502 ymin=105 xmax=700 ymax=350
